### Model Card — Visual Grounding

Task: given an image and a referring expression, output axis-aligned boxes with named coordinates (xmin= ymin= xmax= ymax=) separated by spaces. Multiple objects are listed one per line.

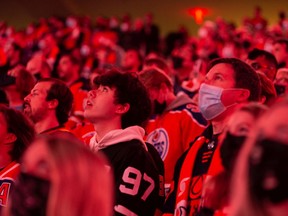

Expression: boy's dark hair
xmin=208 ymin=58 xmax=261 ymax=102
xmin=93 ymin=70 xmax=151 ymax=128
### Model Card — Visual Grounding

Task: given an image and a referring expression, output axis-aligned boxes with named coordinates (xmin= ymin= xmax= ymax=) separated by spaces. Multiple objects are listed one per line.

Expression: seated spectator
xmin=272 ymin=38 xmax=288 ymax=68
xmin=23 ymin=78 xmax=73 ymax=134
xmin=0 ymin=104 xmax=35 ymax=214
xmin=1 ymin=66 xmax=35 ymax=110
xmin=26 ymin=52 xmax=52 ymax=80
xmin=6 ymin=131 xmax=113 ymax=216
xmin=121 ymin=49 xmax=142 ymax=72
xmin=164 ymin=58 xmax=261 ymax=216
xmin=139 ymin=68 xmax=207 ymax=196
xmin=246 ymin=48 xmax=278 ymax=81
xmin=56 ymin=53 xmax=88 ymax=128
xmin=230 ymin=98 xmax=288 ymax=216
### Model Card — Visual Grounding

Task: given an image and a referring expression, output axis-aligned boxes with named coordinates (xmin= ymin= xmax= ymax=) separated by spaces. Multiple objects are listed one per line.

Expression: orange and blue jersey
xmin=145 ymin=93 xmax=208 ymax=195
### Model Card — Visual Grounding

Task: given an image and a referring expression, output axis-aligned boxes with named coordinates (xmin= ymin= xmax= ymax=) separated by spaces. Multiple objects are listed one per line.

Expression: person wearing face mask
xmin=163 ymin=58 xmax=262 ymax=216
xmin=198 ymin=102 xmax=268 ymax=216
xmin=230 ymin=99 xmax=288 ymax=216
xmin=139 ymin=68 xmax=208 ymax=199
xmin=4 ymin=131 xmax=114 ymax=216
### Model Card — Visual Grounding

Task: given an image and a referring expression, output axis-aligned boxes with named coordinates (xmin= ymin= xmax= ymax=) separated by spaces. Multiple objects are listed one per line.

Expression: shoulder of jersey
xmin=174 ymin=103 xmax=208 ymax=126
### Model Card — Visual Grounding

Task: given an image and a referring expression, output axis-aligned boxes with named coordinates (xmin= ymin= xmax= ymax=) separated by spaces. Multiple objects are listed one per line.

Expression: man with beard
xmin=23 ymin=78 xmax=73 ymax=134
xmin=138 ymin=68 xmax=208 ymax=197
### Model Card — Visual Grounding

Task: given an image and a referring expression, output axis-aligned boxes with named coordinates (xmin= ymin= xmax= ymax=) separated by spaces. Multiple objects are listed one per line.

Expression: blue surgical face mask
xmin=198 ymin=83 xmax=235 ymax=120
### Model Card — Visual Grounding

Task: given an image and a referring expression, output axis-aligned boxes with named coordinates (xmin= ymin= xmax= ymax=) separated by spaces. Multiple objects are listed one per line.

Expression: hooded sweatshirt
xmin=89 ymin=125 xmax=147 ymax=151
xmin=89 ymin=125 xmax=160 ymax=216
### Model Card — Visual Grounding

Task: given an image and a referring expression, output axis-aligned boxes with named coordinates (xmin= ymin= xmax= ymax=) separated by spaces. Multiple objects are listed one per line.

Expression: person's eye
xmin=214 ymin=75 xmax=223 ymax=81
xmin=251 ymin=63 xmax=261 ymax=70
xmin=237 ymin=127 xmax=249 ymax=135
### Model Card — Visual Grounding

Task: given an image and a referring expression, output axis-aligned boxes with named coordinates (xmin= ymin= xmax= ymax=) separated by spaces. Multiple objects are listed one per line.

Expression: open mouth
xmin=84 ymin=99 xmax=93 ymax=109
xmin=23 ymin=103 xmax=31 ymax=112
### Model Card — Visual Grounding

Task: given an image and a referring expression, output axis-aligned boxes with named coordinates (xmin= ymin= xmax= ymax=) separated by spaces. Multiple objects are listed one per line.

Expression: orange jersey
xmin=145 ymin=93 xmax=208 ymax=194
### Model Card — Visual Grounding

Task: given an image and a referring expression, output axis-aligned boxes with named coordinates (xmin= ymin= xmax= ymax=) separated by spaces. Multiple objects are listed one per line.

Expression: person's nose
xmin=24 ymin=94 xmax=31 ymax=102
xmin=88 ymin=90 xmax=97 ymax=98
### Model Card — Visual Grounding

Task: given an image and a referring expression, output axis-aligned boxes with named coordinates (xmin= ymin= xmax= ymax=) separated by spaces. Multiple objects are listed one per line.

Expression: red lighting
xmin=188 ymin=7 xmax=209 ymax=24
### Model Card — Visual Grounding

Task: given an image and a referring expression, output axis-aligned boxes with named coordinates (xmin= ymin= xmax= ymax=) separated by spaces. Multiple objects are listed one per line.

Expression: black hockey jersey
xmin=101 ymin=139 xmax=160 ymax=216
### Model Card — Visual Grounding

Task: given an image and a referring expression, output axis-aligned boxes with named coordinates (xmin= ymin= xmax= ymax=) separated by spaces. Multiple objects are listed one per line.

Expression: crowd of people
xmin=0 ymin=5 xmax=288 ymax=216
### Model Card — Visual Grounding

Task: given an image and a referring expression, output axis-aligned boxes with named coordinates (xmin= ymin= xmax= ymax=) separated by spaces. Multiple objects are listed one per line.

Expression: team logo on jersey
xmin=146 ymin=128 xmax=169 ymax=160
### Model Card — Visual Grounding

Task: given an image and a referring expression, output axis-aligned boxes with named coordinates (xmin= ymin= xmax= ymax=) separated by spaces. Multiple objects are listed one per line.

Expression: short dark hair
xmin=274 ymin=38 xmax=288 ymax=52
xmin=93 ymin=70 xmax=151 ymax=128
xmin=248 ymin=48 xmax=278 ymax=67
xmin=38 ymin=78 xmax=73 ymax=125
xmin=247 ymin=48 xmax=278 ymax=80
xmin=59 ymin=53 xmax=81 ymax=66
xmin=208 ymin=58 xmax=261 ymax=102
xmin=0 ymin=104 xmax=35 ymax=161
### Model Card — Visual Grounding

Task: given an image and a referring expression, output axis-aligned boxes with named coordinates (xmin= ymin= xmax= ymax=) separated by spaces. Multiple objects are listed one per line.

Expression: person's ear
xmin=236 ymin=89 xmax=250 ymax=102
xmin=48 ymin=99 xmax=59 ymax=109
xmin=260 ymin=95 xmax=266 ymax=104
xmin=4 ymin=133 xmax=17 ymax=144
xmin=116 ymin=103 xmax=130 ymax=115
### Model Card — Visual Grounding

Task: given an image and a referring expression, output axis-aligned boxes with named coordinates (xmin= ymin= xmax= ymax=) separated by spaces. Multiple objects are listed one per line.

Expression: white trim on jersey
xmin=0 ymin=163 xmax=19 ymax=178
xmin=114 ymin=205 xmax=137 ymax=216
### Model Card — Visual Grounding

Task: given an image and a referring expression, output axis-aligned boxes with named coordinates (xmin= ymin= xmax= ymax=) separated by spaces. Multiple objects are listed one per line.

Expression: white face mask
xmin=198 ymin=83 xmax=236 ymax=120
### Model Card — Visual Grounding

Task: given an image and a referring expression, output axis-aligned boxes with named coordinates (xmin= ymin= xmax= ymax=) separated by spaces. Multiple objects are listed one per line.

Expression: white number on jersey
xmin=119 ymin=166 xmax=155 ymax=201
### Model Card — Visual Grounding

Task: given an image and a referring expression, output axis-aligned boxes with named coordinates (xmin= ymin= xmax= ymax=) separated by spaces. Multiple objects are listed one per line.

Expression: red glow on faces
xmin=188 ymin=7 xmax=209 ymax=24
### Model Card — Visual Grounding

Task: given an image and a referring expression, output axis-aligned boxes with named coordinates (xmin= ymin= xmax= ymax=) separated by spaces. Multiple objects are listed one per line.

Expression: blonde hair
xmin=139 ymin=68 xmax=173 ymax=90
xmin=43 ymin=132 xmax=114 ymax=216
